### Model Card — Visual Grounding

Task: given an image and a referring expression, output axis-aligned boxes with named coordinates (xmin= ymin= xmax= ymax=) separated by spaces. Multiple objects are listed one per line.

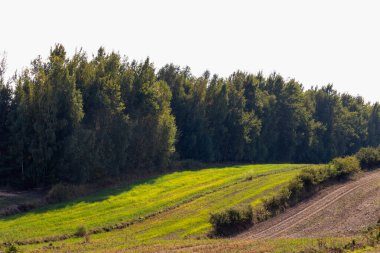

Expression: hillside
xmin=0 ymin=164 xmax=306 ymax=247
xmin=1 ymin=164 xmax=379 ymax=253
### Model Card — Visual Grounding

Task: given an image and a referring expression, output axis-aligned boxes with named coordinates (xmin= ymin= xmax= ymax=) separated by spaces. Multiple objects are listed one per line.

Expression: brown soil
xmin=237 ymin=169 xmax=380 ymax=239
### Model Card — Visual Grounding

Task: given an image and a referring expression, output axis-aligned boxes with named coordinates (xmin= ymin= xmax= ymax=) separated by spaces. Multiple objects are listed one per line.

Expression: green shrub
xmin=332 ymin=156 xmax=360 ymax=178
xmin=209 ymin=153 xmax=366 ymax=236
xmin=263 ymin=188 xmax=290 ymax=216
xmin=75 ymin=225 xmax=87 ymax=237
xmin=356 ymin=147 xmax=380 ymax=170
xmin=4 ymin=244 xmax=21 ymax=253
xmin=253 ymin=206 xmax=270 ymax=223
xmin=286 ymin=177 xmax=304 ymax=204
xmin=257 ymin=163 xmax=356 ymax=221
xmin=286 ymin=165 xmax=334 ymax=205
xmin=210 ymin=205 xmax=252 ymax=236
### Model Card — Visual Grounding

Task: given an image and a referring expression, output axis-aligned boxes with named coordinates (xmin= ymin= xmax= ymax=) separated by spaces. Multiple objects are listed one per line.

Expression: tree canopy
xmin=0 ymin=45 xmax=379 ymax=187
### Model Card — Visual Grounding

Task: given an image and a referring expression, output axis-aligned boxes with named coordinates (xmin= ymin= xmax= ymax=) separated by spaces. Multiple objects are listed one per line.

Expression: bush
xmin=356 ymin=147 xmax=380 ymax=170
xmin=332 ymin=156 xmax=360 ymax=178
xmin=210 ymin=205 xmax=252 ymax=236
xmin=255 ymin=163 xmax=356 ymax=222
xmin=284 ymin=165 xmax=334 ymax=206
xmin=46 ymin=183 xmax=87 ymax=204
xmin=262 ymin=188 xmax=290 ymax=216
xmin=75 ymin=225 xmax=87 ymax=237
xmin=253 ymin=206 xmax=270 ymax=223
xmin=4 ymin=244 xmax=21 ymax=253
xmin=208 ymin=151 xmax=369 ymax=236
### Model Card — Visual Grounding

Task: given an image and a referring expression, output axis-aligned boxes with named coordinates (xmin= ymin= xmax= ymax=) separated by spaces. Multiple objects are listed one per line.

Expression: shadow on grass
xmin=0 ymin=161 xmax=249 ymax=222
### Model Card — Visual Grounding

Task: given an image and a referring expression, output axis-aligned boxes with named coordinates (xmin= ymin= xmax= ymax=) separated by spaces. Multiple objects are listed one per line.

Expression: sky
xmin=1 ymin=0 xmax=379 ymax=103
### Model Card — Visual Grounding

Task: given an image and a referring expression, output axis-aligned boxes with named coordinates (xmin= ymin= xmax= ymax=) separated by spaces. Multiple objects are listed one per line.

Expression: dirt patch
xmin=237 ymin=169 xmax=380 ymax=239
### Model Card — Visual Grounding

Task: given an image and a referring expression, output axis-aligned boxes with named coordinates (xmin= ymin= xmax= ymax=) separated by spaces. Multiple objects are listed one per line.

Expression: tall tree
xmin=1 ymin=45 xmax=379 ymax=187
xmin=123 ymin=59 xmax=176 ymax=170
xmin=368 ymin=103 xmax=380 ymax=147
xmin=0 ymin=55 xmax=13 ymax=184
xmin=62 ymin=48 xmax=130 ymax=183
xmin=11 ymin=45 xmax=84 ymax=186
xmin=158 ymin=65 xmax=213 ymax=161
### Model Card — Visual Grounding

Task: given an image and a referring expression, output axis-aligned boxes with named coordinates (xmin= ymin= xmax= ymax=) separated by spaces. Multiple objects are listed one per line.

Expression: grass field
xmin=23 ymin=236 xmax=366 ymax=253
xmin=0 ymin=164 xmax=315 ymax=252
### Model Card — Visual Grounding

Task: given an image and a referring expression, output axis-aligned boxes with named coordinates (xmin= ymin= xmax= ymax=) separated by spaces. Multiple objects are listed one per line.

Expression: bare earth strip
xmin=237 ymin=169 xmax=380 ymax=239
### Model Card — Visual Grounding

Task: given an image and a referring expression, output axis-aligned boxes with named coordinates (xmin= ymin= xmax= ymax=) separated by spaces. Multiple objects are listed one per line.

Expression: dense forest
xmin=0 ymin=45 xmax=379 ymax=188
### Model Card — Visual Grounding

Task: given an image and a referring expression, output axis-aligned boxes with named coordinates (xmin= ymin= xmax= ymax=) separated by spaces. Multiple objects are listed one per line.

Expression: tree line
xmin=0 ymin=45 xmax=379 ymax=187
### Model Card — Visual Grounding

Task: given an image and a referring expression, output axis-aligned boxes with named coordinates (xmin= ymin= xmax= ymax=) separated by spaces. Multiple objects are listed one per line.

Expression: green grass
xmin=20 ymin=236 xmax=360 ymax=253
xmin=0 ymin=164 xmax=309 ymax=251
xmin=125 ymin=169 xmax=301 ymax=241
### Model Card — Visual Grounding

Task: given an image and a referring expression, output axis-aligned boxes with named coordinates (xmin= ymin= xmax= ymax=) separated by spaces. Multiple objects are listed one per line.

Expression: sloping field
xmin=237 ymin=169 xmax=380 ymax=239
xmin=0 ymin=164 xmax=306 ymax=245
xmin=30 ymin=169 xmax=380 ymax=253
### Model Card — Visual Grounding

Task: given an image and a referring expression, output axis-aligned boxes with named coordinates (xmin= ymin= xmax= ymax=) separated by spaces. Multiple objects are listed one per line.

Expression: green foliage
xmin=75 ymin=225 xmax=87 ymax=237
xmin=368 ymin=103 xmax=380 ymax=147
xmin=4 ymin=244 xmax=22 ymax=253
xmin=261 ymin=157 xmax=359 ymax=219
xmin=356 ymin=147 xmax=380 ymax=170
xmin=9 ymin=45 xmax=84 ymax=186
xmin=241 ymin=153 xmax=362 ymax=230
xmin=124 ymin=60 xmax=176 ymax=170
xmin=331 ymin=156 xmax=360 ymax=178
xmin=0 ymin=55 xmax=13 ymax=184
xmin=158 ymin=65 xmax=213 ymax=161
xmin=205 ymin=155 xmax=362 ymax=237
xmin=1 ymin=45 xmax=380 ymax=187
xmin=210 ymin=205 xmax=253 ymax=236
xmin=262 ymin=188 xmax=290 ymax=215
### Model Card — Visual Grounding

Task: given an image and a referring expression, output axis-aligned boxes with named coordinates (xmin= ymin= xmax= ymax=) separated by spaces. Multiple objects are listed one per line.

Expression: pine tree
xmin=368 ymin=103 xmax=380 ymax=147
xmin=0 ymin=55 xmax=13 ymax=184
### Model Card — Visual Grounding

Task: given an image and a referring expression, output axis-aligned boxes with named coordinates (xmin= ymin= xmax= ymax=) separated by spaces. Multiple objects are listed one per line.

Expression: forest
xmin=0 ymin=44 xmax=379 ymax=188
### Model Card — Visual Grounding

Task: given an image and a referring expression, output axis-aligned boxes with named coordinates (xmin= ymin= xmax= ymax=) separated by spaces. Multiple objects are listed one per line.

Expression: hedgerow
xmin=210 ymin=147 xmax=379 ymax=236
xmin=209 ymin=205 xmax=253 ymax=236
xmin=261 ymin=156 xmax=359 ymax=218
xmin=356 ymin=146 xmax=380 ymax=170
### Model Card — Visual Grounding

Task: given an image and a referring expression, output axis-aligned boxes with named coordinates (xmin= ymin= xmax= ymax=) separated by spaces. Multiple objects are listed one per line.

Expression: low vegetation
xmin=210 ymin=147 xmax=380 ymax=236
xmin=0 ymin=160 xmax=378 ymax=252
xmin=0 ymin=164 xmax=305 ymax=244
xmin=209 ymin=205 xmax=253 ymax=236
xmin=260 ymin=156 xmax=359 ymax=217
xmin=356 ymin=146 xmax=380 ymax=170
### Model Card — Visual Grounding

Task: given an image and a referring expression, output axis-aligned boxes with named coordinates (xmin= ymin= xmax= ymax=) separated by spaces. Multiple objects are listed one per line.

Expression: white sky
xmin=1 ymin=0 xmax=379 ymax=102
